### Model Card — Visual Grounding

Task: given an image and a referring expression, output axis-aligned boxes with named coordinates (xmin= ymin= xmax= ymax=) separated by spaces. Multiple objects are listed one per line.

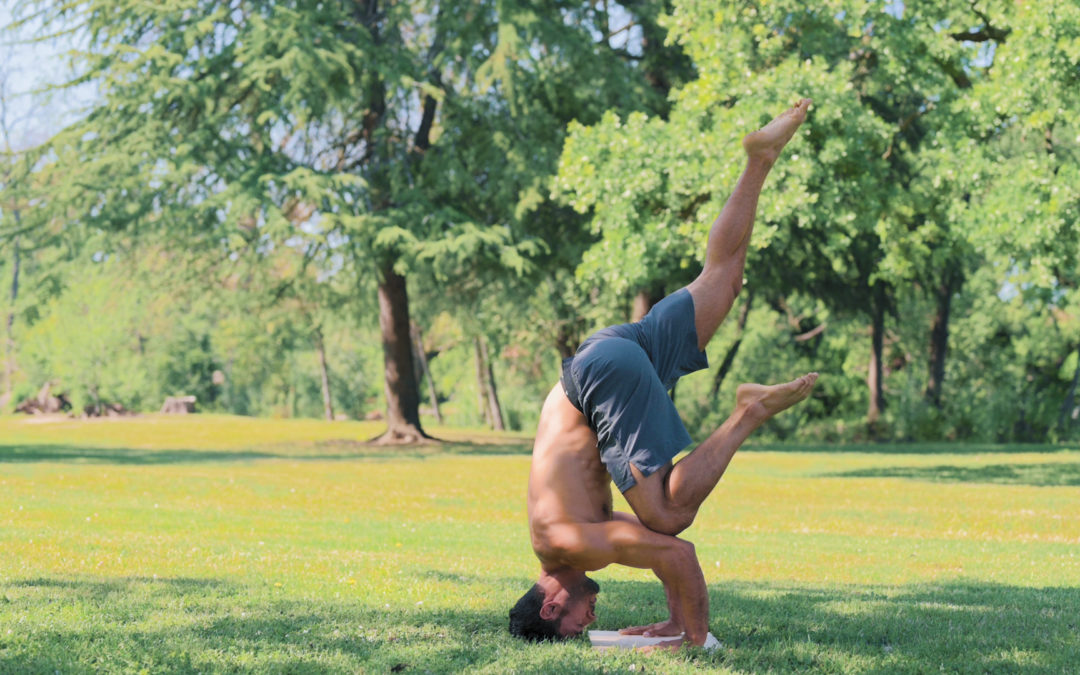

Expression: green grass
xmin=1 ymin=415 xmax=1078 ymax=673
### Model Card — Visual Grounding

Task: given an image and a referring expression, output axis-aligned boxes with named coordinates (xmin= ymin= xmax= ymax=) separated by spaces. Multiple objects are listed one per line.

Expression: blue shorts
xmin=561 ymin=288 xmax=709 ymax=492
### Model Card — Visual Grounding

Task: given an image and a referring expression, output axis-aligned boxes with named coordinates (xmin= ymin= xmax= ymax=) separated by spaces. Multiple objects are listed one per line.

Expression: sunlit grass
xmin=1 ymin=415 xmax=1078 ymax=672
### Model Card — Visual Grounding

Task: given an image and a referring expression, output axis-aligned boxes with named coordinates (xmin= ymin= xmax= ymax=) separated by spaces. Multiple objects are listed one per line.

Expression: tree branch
xmin=882 ymin=102 xmax=934 ymax=160
xmin=933 ymin=55 xmax=973 ymax=89
xmin=794 ymin=323 xmax=826 ymax=342
xmin=950 ymin=1 xmax=1010 ymax=43
xmin=605 ymin=21 xmax=636 ymax=42
xmin=413 ymin=80 xmax=440 ymax=153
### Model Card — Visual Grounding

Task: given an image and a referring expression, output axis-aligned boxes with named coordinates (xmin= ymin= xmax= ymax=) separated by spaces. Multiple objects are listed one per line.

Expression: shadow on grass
xmin=826 ymin=462 xmax=1080 ymax=487
xmin=747 ymin=441 xmax=1077 ymax=456
xmin=0 ymin=440 xmax=532 ymax=465
xmin=308 ymin=438 xmax=533 ymax=458
xmin=600 ymin=579 xmax=1079 ymax=673
xmin=2 ymin=575 xmax=1077 ymax=673
xmin=0 ymin=575 xmax=508 ymax=674
xmin=0 ymin=444 xmax=281 ymax=465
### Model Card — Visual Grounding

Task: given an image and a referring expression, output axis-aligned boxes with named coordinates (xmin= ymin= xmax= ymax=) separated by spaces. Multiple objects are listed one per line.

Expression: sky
xmin=0 ymin=3 xmax=90 ymax=150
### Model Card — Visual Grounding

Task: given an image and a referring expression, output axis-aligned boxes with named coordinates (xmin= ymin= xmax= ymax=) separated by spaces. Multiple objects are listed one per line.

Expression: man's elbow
xmin=657 ymin=539 xmax=697 ymax=576
xmin=545 ymin=527 xmax=588 ymax=560
xmin=675 ymin=539 xmax=696 ymax=564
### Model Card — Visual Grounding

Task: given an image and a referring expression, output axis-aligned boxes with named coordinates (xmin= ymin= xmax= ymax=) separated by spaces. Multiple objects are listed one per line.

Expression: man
xmin=510 ymin=99 xmax=819 ymax=648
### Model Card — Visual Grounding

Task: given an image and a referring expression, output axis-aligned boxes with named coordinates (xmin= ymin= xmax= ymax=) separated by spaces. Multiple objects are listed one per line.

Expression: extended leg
xmin=624 ymin=374 xmax=817 ymax=535
xmin=687 ymin=98 xmax=811 ymax=350
xmin=624 ymin=101 xmax=816 ymax=535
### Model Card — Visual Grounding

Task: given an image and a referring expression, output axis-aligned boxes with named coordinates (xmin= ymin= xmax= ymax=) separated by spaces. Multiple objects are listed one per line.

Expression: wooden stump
xmin=160 ymin=395 xmax=197 ymax=414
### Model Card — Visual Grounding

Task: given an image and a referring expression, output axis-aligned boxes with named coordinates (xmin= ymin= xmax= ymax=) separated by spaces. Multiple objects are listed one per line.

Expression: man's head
xmin=509 ymin=575 xmax=599 ymax=641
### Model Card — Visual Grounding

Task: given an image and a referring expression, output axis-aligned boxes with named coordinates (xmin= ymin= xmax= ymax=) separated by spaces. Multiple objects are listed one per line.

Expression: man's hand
xmin=619 ymin=619 xmax=682 ymax=638
xmin=636 ymin=637 xmax=685 ymax=653
xmin=544 ymin=512 xmax=710 ymax=644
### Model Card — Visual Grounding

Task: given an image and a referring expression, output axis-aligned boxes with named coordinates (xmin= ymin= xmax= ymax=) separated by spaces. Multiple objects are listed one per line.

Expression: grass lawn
xmin=1 ymin=414 xmax=1078 ymax=673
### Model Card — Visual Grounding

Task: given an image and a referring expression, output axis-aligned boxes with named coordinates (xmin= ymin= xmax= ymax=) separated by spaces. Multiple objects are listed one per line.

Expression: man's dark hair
xmin=508 ymin=584 xmax=563 ymax=641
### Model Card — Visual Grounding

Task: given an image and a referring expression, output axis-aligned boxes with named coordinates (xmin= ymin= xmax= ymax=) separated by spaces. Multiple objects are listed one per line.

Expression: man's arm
xmin=612 ymin=512 xmax=684 ymax=637
xmin=546 ymin=516 xmax=710 ymax=645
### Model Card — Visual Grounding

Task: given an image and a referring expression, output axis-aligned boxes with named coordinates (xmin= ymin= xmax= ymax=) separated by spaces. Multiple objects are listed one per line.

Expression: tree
xmin=0 ymin=33 xmax=65 ymax=412
xmin=556 ymin=1 xmax=895 ymax=428
xmin=0 ymin=63 xmax=24 ymax=410
xmin=556 ymin=0 xmax=1040 ymax=434
xmin=16 ymin=0 xmax=701 ymax=442
xmin=962 ymin=0 xmax=1080 ymax=438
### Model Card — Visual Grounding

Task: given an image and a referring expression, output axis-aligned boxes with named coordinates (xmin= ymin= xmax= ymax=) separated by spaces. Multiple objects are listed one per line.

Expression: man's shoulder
xmin=531 ymin=511 xmax=582 ymax=549
xmin=533 ymin=388 xmax=596 ymax=458
xmin=535 ymin=521 xmax=611 ymax=571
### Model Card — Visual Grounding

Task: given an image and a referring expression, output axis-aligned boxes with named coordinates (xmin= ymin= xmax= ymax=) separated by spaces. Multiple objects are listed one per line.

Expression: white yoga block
xmin=588 ymin=630 xmax=722 ymax=650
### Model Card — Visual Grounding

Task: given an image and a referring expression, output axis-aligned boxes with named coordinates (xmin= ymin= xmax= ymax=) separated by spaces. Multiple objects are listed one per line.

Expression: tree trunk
xmin=1058 ymin=344 xmax=1080 ymax=434
xmin=629 ymin=0 xmax=694 ymax=118
xmin=867 ymin=288 xmax=886 ymax=434
xmin=479 ymin=336 xmax=505 ymax=431
xmin=4 ymin=231 xmax=18 ymax=405
xmin=89 ymin=384 xmax=102 ymax=418
xmin=711 ymin=290 xmax=754 ymax=398
xmin=473 ymin=336 xmax=490 ymax=426
xmin=554 ymin=324 xmax=578 ymax=360
xmin=411 ymin=322 xmax=442 ymax=425
xmin=373 ymin=261 xmax=429 ymax=444
xmin=631 ymin=285 xmax=665 ymax=322
xmin=313 ymin=326 xmax=334 ymax=421
xmin=925 ymin=273 xmax=959 ymax=409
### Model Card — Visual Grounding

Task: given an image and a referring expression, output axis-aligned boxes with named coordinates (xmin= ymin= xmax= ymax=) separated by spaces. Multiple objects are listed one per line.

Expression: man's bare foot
xmin=742 ymin=98 xmax=812 ymax=165
xmin=736 ymin=373 xmax=818 ymax=427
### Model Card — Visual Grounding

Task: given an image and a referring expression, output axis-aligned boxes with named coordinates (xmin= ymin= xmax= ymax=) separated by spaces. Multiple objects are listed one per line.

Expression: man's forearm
xmin=654 ymin=543 xmax=709 ymax=645
xmin=663 ymin=581 xmax=682 ymax=630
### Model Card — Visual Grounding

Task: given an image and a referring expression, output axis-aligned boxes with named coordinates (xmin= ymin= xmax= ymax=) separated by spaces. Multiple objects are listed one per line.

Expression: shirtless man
xmin=509 ymin=100 xmax=818 ymax=648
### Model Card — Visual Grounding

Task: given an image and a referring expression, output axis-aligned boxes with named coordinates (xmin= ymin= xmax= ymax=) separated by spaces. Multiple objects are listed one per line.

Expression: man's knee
xmin=690 ymin=268 xmax=741 ymax=313
xmin=729 ymin=273 xmax=743 ymax=299
xmin=639 ymin=505 xmax=695 ymax=536
xmin=625 ymin=467 xmax=697 ymax=535
xmin=712 ymin=264 xmax=744 ymax=300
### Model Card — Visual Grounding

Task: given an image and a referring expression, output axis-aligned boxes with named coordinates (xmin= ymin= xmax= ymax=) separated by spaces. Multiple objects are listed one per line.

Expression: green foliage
xmin=3 ymin=1 xmax=1080 ymax=442
xmin=9 ymin=247 xmax=384 ymax=419
xmin=19 ymin=262 xmax=150 ymax=412
xmin=7 ymin=0 xmax=698 ymax=433
xmin=554 ymin=0 xmax=1080 ymax=442
xmin=967 ymin=1 xmax=1080 ymax=286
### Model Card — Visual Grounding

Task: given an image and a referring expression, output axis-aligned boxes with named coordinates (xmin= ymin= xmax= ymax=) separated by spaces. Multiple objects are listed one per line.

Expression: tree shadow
xmin=0 ymin=444 xmax=282 ymax=465
xmin=4 ymin=575 xmax=1076 ymax=673
xmin=0 ymin=575 xmax=509 ymax=674
xmin=595 ymin=579 xmax=1080 ymax=673
xmin=825 ymin=462 xmax=1080 ymax=487
xmin=747 ymin=441 xmax=1075 ymax=456
xmin=308 ymin=438 xmax=532 ymax=458
xmin=0 ymin=440 xmax=532 ymax=465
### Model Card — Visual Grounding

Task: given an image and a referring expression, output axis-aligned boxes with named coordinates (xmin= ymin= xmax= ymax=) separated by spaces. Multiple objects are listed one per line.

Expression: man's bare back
xmin=511 ymin=100 xmax=818 ymax=648
xmin=527 ymin=383 xmax=608 ymax=561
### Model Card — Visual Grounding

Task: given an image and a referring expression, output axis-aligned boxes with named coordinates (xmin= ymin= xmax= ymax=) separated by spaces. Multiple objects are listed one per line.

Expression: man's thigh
xmin=687 ymin=271 xmax=739 ymax=351
xmin=622 ymin=463 xmax=687 ymax=535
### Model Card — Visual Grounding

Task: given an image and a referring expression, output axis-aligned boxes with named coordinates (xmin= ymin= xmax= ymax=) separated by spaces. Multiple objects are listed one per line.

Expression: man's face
xmin=555 ymin=576 xmax=599 ymax=638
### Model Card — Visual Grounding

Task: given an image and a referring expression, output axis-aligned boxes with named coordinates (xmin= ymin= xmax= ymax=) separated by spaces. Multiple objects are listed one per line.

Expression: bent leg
xmin=623 ymin=373 xmax=818 ymax=535
xmin=687 ymin=99 xmax=811 ymax=350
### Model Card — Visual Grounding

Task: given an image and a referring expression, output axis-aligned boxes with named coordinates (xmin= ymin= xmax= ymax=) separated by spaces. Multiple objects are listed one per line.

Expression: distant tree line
xmin=1 ymin=0 xmax=1077 ymax=443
